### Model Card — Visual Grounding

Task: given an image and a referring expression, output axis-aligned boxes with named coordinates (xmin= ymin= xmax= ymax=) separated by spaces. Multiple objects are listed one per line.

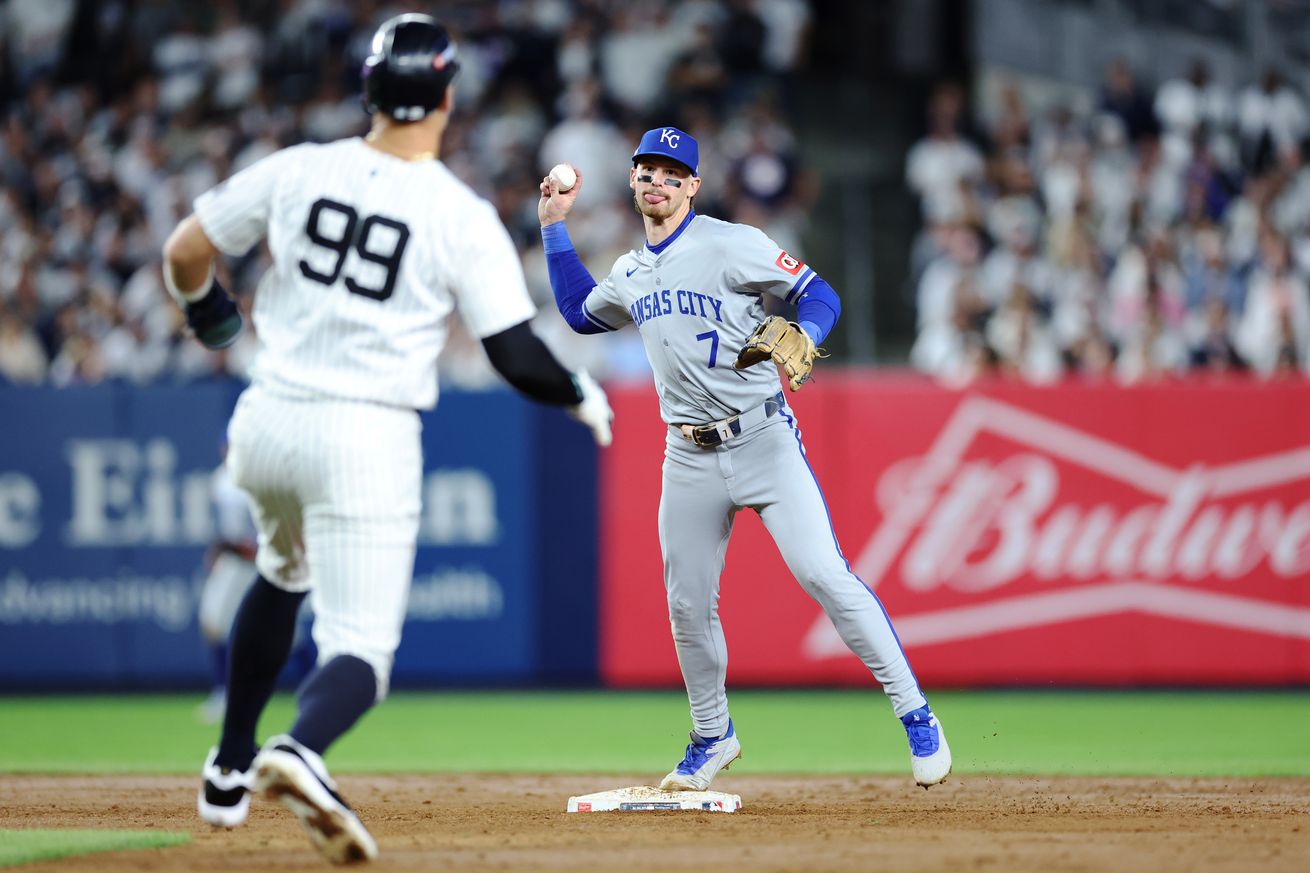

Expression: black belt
xmin=680 ymin=391 xmax=785 ymax=448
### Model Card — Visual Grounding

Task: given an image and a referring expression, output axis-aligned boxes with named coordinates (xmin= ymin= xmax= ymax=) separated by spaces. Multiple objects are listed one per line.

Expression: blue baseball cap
xmin=632 ymin=127 xmax=699 ymax=175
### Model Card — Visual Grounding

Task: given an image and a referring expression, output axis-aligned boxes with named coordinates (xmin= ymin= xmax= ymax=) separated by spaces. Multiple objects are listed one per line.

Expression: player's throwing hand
xmin=538 ymin=166 xmax=583 ymax=226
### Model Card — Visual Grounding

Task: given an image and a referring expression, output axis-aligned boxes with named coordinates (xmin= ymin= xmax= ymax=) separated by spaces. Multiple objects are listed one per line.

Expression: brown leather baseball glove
xmin=734 ymin=315 xmax=821 ymax=392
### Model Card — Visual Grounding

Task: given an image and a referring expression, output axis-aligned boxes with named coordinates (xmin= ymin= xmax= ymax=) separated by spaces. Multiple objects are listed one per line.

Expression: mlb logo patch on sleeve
xmin=775 ymin=251 xmax=805 ymax=275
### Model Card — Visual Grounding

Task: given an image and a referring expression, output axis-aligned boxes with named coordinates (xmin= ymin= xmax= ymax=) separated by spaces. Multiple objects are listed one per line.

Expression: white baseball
xmin=549 ymin=163 xmax=577 ymax=192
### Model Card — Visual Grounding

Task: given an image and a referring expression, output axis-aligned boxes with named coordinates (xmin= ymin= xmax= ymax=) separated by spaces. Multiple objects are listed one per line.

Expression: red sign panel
xmin=599 ymin=374 xmax=1310 ymax=686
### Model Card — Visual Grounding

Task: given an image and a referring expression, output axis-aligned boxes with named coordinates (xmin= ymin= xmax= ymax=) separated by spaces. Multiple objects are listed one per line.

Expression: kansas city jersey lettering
xmin=629 ymin=289 xmax=724 ymax=327
xmin=583 ymin=213 xmax=819 ymax=424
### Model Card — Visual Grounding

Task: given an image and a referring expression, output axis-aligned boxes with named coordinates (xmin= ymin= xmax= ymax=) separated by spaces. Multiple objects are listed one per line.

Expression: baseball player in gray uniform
xmin=162 ymin=14 xmax=612 ymax=864
xmin=539 ymin=127 xmax=952 ymax=792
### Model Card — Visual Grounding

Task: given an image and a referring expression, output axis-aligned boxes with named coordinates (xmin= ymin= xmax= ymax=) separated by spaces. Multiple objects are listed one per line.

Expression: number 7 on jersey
xmin=696 ymin=329 xmax=719 ymax=368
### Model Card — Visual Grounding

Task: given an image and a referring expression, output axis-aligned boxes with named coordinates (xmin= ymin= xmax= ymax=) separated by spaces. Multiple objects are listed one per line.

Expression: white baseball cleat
xmin=253 ymin=734 xmax=378 ymax=865
xmin=901 ymin=705 xmax=952 ymax=788
xmin=198 ymin=747 xmax=253 ymax=828
xmin=659 ymin=720 xmax=743 ymax=792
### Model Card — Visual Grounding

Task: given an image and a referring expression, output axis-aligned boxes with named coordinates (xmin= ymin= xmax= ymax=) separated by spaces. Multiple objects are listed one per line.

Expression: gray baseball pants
xmin=658 ymin=404 xmax=927 ymax=739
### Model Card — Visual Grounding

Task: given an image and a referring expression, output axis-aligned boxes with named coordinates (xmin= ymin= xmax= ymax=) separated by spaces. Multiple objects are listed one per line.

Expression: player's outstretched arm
xmin=536 ymin=167 xmax=613 ymax=336
xmin=161 ymin=215 xmax=244 ymax=350
xmin=481 ymin=320 xmax=613 ymax=446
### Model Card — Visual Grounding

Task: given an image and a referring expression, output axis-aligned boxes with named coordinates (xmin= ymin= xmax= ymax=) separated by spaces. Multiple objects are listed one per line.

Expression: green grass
xmin=0 ymin=830 xmax=188 ymax=867
xmin=0 ymin=690 xmax=1306 ymax=777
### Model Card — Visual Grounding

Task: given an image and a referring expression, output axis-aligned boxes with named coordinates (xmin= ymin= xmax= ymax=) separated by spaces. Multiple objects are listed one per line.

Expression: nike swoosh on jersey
xmin=626 ymin=267 xmax=638 ymax=277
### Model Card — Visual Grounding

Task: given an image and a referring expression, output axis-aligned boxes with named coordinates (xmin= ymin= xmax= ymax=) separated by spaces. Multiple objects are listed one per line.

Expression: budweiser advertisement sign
xmin=599 ymin=376 xmax=1310 ymax=686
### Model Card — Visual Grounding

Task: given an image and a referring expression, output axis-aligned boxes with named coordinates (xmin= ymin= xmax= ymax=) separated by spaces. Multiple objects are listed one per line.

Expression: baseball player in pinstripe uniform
xmin=539 ymin=127 xmax=952 ymax=792
xmin=162 ymin=14 xmax=612 ymax=863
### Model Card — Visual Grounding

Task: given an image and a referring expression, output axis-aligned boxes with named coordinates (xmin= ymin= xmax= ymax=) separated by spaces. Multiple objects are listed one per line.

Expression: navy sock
xmin=289 ymin=655 xmax=378 ymax=757
xmin=215 ymin=576 xmax=307 ymax=771
xmin=209 ymin=642 xmax=228 ymax=690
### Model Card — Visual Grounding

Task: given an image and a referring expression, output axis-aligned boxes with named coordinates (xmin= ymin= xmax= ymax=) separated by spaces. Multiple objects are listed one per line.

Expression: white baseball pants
xmin=224 ymin=383 xmax=422 ymax=698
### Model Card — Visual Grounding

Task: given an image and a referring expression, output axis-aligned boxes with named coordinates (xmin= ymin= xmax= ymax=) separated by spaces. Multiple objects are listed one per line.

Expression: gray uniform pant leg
xmin=659 ymin=414 xmax=927 ymax=738
xmin=748 ymin=415 xmax=927 ymax=718
xmin=659 ymin=428 xmax=737 ymax=739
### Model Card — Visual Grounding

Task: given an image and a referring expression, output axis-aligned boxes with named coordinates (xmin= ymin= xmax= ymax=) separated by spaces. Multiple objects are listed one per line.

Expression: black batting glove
xmin=185 ymin=277 xmax=244 ymax=350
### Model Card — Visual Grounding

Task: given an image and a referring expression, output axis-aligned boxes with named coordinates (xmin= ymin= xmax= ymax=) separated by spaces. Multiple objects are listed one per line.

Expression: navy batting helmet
xmin=361 ymin=14 xmax=460 ymax=121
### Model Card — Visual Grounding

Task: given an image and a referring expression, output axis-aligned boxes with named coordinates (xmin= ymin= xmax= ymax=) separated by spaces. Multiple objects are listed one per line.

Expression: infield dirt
xmin=3 ymin=773 xmax=1307 ymax=872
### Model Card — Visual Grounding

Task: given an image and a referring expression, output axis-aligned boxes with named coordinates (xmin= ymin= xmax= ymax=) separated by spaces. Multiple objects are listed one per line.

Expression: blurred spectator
xmin=1235 ymin=230 xmax=1310 ymax=376
xmin=905 ymin=82 xmax=985 ymax=223
xmin=910 ymin=223 xmax=988 ymax=380
xmin=209 ymin=3 xmax=264 ymax=112
xmin=1154 ymin=59 xmax=1233 ymax=168
xmin=1156 ymin=60 xmax=1231 ymax=139
xmin=1237 ymin=68 xmax=1309 ymax=176
xmin=1087 ymin=113 xmax=1138 ymax=255
xmin=1066 ymin=325 xmax=1115 ymax=381
xmin=1186 ymin=297 xmax=1244 ymax=373
xmin=980 ymin=196 xmax=1050 ymax=311
xmin=915 ymin=224 xmax=979 ymax=334
xmin=599 ymin=9 xmax=680 ymax=116
xmin=986 ymin=283 xmax=1063 ymax=384
xmin=715 ymin=0 xmax=768 ymax=107
xmin=667 ymin=23 xmax=730 ymax=109
xmin=152 ymin=13 xmax=208 ymax=115
xmin=984 ymin=78 xmax=1031 ymax=158
xmin=1099 ymin=58 xmax=1158 ymax=144
xmin=731 ymin=114 xmax=801 ymax=209
xmin=1106 ymin=231 xmax=1186 ymax=348
xmin=0 ymin=306 xmax=47 ymax=383
xmin=556 ymin=17 xmax=600 ymax=86
xmin=1048 ymin=224 xmax=1108 ymax=361
xmin=2 ymin=0 xmax=76 ymax=88
xmin=1181 ymin=225 xmax=1242 ymax=313
xmin=756 ymin=0 xmax=811 ymax=76
xmin=1116 ymin=299 xmax=1190 ymax=384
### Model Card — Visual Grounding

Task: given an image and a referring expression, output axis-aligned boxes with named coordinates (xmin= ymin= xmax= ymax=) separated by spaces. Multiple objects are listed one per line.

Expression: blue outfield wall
xmin=0 ymin=382 xmax=598 ymax=690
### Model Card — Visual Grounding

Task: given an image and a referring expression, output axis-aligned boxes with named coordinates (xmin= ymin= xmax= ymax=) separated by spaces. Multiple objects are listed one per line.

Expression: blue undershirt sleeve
xmin=795 ymin=275 xmax=840 ymax=344
xmin=541 ymin=222 xmax=606 ymax=335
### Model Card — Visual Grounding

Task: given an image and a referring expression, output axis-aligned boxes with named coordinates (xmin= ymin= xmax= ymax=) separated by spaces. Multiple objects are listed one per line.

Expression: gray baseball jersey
xmin=581 ymin=214 xmax=817 ymax=424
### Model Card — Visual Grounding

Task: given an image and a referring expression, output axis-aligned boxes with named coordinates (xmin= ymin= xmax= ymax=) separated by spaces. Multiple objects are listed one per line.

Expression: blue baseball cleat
xmin=659 ymin=720 xmax=743 ymax=791
xmin=901 ymin=705 xmax=952 ymax=788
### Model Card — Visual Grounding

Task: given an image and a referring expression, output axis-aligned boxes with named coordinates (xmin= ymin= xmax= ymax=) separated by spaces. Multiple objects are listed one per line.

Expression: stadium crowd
xmin=0 ymin=0 xmax=814 ymax=387
xmin=907 ymin=60 xmax=1310 ymax=384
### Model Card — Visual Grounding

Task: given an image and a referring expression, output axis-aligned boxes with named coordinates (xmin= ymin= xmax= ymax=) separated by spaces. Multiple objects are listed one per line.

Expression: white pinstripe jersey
xmin=581 ymin=214 xmax=818 ymax=424
xmin=195 ymin=137 xmax=535 ymax=410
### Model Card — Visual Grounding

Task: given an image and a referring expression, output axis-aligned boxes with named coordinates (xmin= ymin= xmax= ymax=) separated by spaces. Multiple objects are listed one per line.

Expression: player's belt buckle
xmin=685 ymin=418 xmax=741 ymax=447
xmin=682 ymin=392 xmax=785 ymax=448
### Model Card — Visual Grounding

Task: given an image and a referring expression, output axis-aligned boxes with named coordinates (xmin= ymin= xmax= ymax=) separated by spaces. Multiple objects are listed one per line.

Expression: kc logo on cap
xmin=633 ymin=126 xmax=700 ymax=175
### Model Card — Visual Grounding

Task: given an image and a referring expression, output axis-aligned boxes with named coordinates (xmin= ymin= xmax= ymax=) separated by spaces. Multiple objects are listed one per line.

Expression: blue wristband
xmin=541 ymin=222 xmax=573 ymax=255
